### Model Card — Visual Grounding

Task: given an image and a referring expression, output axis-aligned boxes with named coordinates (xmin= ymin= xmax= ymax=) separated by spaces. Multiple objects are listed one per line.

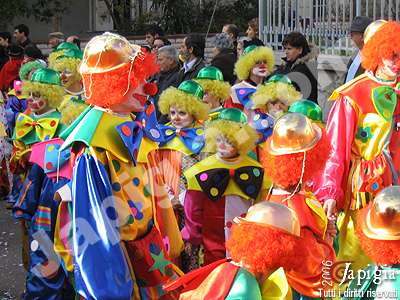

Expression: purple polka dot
xmin=199 ymin=173 xmax=208 ymax=181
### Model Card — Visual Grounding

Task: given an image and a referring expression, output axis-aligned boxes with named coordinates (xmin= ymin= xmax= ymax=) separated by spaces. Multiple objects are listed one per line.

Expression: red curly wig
xmin=82 ymin=50 xmax=159 ymax=107
xmin=261 ymin=130 xmax=330 ymax=190
xmin=356 ymin=207 xmax=400 ymax=265
xmin=362 ymin=21 xmax=400 ymax=72
xmin=226 ymin=223 xmax=302 ymax=275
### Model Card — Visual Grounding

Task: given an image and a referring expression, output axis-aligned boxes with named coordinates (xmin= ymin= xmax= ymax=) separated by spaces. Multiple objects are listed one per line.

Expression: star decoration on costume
xmin=148 ymin=250 xmax=172 ymax=276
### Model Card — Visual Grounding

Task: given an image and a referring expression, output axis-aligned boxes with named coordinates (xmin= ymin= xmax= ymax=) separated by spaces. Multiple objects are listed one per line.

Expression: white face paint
xmin=381 ymin=58 xmax=400 ymax=78
xmin=216 ymin=135 xmax=239 ymax=159
xmin=251 ymin=61 xmax=268 ymax=77
xmin=170 ymin=106 xmax=194 ymax=129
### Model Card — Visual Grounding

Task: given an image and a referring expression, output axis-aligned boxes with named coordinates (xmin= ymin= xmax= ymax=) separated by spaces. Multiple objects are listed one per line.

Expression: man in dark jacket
xmin=177 ymin=34 xmax=206 ymax=84
xmin=153 ymin=45 xmax=180 ymax=123
xmin=13 ymin=24 xmax=36 ymax=49
xmin=0 ymin=32 xmax=11 ymax=71
xmin=344 ymin=16 xmax=372 ymax=83
xmin=211 ymin=33 xmax=236 ymax=85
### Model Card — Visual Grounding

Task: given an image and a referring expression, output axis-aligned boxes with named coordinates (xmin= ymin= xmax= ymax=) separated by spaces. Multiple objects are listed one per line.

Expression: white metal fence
xmin=262 ymin=0 xmax=400 ymax=55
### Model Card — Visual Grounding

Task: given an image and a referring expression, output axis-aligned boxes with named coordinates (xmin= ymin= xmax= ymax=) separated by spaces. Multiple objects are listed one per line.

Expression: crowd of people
xmin=0 ymin=16 xmax=399 ymax=300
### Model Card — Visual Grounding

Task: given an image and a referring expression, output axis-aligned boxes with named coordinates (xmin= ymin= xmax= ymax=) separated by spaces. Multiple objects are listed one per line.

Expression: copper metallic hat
xmin=361 ymin=186 xmax=400 ymax=240
xmin=80 ymin=32 xmax=142 ymax=74
xmin=265 ymin=112 xmax=322 ymax=155
xmin=234 ymin=201 xmax=301 ymax=237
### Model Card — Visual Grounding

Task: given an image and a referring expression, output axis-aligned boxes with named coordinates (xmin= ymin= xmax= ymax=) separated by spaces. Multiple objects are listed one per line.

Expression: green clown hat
xmin=289 ymin=99 xmax=323 ymax=122
xmin=48 ymin=42 xmax=80 ymax=68
xmin=22 ymin=68 xmax=64 ymax=108
xmin=195 ymin=66 xmax=231 ymax=101
xmin=267 ymin=74 xmax=292 ymax=85
xmin=54 ymin=42 xmax=80 ymax=53
xmin=56 ymin=48 xmax=84 ymax=61
xmin=159 ymin=80 xmax=209 ymax=121
xmin=205 ymin=108 xmax=258 ymax=154
xmin=243 ymin=45 xmax=258 ymax=55
xmin=19 ymin=60 xmax=47 ymax=81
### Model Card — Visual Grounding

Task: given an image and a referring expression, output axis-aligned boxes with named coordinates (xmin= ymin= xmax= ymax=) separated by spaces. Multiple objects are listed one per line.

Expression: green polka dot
xmin=253 ymin=168 xmax=261 ymax=177
xmin=127 ymin=215 xmax=134 ymax=225
xmin=112 ymin=160 xmax=121 ymax=172
xmin=143 ymin=185 xmax=151 ymax=197
xmin=166 ymin=267 xmax=173 ymax=277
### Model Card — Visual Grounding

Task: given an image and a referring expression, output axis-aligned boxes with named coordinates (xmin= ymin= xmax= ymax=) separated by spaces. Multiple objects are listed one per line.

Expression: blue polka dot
xmin=372 ymin=182 xmax=379 ymax=191
xmin=147 ymin=219 xmax=154 ymax=232
xmin=246 ymin=185 xmax=256 ymax=195
xmin=18 ymin=115 xmax=24 ymax=122
xmin=136 ymin=211 xmax=144 ymax=220
xmin=112 ymin=182 xmax=121 ymax=191
xmin=149 ymin=242 xmax=160 ymax=254
xmin=106 ymin=206 xmax=117 ymax=220
xmin=132 ymin=177 xmax=140 ymax=186
xmin=44 ymin=135 xmax=50 ymax=141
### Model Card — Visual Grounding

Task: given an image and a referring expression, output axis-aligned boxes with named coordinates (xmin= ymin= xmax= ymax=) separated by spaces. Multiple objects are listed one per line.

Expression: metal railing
xmin=262 ymin=0 xmax=400 ymax=55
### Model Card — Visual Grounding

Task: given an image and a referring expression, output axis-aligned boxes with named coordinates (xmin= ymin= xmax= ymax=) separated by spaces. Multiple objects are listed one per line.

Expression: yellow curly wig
xmin=235 ymin=47 xmax=275 ymax=80
xmin=52 ymin=57 xmax=81 ymax=88
xmin=58 ymin=96 xmax=88 ymax=125
xmin=22 ymin=81 xmax=65 ymax=109
xmin=48 ymin=50 xmax=66 ymax=69
xmin=194 ymin=79 xmax=231 ymax=101
xmin=251 ymin=82 xmax=302 ymax=109
xmin=158 ymin=86 xmax=209 ymax=121
xmin=205 ymin=119 xmax=258 ymax=154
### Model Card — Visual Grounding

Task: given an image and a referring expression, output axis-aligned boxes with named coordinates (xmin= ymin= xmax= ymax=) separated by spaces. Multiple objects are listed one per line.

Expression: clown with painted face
xmin=12 ymin=68 xmax=71 ymax=299
xmin=181 ymin=108 xmax=271 ymax=267
xmin=156 ymin=79 xmax=209 ymax=272
xmin=315 ymin=21 xmax=400 ymax=274
xmin=52 ymin=48 xmax=88 ymax=126
xmin=194 ymin=66 xmax=230 ymax=121
xmin=249 ymin=75 xmax=302 ymax=149
xmin=261 ymin=113 xmax=336 ymax=298
xmin=224 ymin=45 xmax=275 ymax=111
xmin=56 ymin=33 xmax=183 ymax=300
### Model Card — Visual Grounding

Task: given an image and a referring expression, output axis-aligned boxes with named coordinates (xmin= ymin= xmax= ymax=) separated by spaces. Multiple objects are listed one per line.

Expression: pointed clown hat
xmin=79 ymin=32 xmax=159 ymax=107
xmin=158 ymin=80 xmax=209 ymax=121
xmin=251 ymin=75 xmax=302 ymax=109
xmin=205 ymin=108 xmax=259 ymax=154
xmin=194 ymin=66 xmax=231 ymax=101
xmin=234 ymin=45 xmax=275 ymax=81
xmin=22 ymin=68 xmax=65 ymax=109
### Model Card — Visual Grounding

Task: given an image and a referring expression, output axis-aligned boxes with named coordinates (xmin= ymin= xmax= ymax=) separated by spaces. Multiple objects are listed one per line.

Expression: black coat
xmin=211 ymin=48 xmax=236 ymax=85
xmin=177 ymin=57 xmax=206 ymax=84
xmin=271 ymin=44 xmax=319 ymax=103
xmin=152 ymin=65 xmax=180 ymax=123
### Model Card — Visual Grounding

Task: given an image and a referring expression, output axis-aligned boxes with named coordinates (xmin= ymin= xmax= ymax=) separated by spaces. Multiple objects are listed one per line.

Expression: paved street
xmin=0 ymin=201 xmax=25 ymax=300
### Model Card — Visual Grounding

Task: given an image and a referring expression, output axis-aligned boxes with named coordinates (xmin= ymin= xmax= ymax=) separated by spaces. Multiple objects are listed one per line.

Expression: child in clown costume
xmin=11 ymin=68 xmax=71 ymax=299
xmin=52 ymin=48 xmax=88 ymax=126
xmin=182 ymin=108 xmax=271 ymax=266
xmin=164 ymin=201 xmax=303 ymax=299
xmin=156 ymin=79 xmax=209 ymax=272
xmin=261 ymin=113 xmax=336 ymax=298
xmin=224 ymin=45 xmax=275 ymax=111
xmin=316 ymin=20 xmax=400 ymax=273
xmin=194 ymin=66 xmax=230 ymax=121
xmin=344 ymin=186 xmax=400 ymax=300
xmin=58 ymin=32 xmax=183 ymax=300
xmin=249 ymin=75 xmax=302 ymax=157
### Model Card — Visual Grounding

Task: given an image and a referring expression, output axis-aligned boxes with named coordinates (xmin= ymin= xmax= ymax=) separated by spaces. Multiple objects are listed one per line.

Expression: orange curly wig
xmin=226 ymin=223 xmax=302 ymax=275
xmin=261 ymin=130 xmax=330 ymax=190
xmin=82 ymin=50 xmax=159 ymax=107
xmin=356 ymin=208 xmax=400 ymax=265
xmin=362 ymin=21 xmax=400 ymax=72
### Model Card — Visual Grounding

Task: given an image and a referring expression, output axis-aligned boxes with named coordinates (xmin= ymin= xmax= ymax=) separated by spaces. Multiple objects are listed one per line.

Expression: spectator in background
xmin=13 ymin=24 xmax=35 ymax=49
xmin=236 ymin=37 xmax=246 ymax=57
xmin=177 ymin=33 xmax=206 ymax=83
xmin=48 ymin=32 xmax=65 ymax=49
xmin=152 ymin=37 xmax=171 ymax=53
xmin=66 ymin=35 xmax=81 ymax=50
xmin=210 ymin=33 xmax=236 ymax=84
xmin=145 ymin=24 xmax=164 ymax=49
xmin=222 ymin=23 xmax=239 ymax=52
xmin=245 ymin=18 xmax=264 ymax=47
xmin=0 ymin=45 xmax=24 ymax=93
xmin=271 ymin=32 xmax=318 ymax=103
xmin=344 ymin=16 xmax=372 ymax=83
xmin=23 ymin=45 xmax=44 ymax=63
xmin=0 ymin=32 xmax=11 ymax=71
xmin=153 ymin=45 xmax=180 ymax=123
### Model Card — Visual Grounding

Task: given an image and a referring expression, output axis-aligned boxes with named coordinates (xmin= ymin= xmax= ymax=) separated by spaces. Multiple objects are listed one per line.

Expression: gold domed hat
xmin=80 ymin=32 xmax=142 ymax=74
xmin=361 ymin=185 xmax=400 ymax=240
xmin=234 ymin=201 xmax=301 ymax=237
xmin=265 ymin=112 xmax=322 ymax=155
xmin=364 ymin=19 xmax=388 ymax=44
